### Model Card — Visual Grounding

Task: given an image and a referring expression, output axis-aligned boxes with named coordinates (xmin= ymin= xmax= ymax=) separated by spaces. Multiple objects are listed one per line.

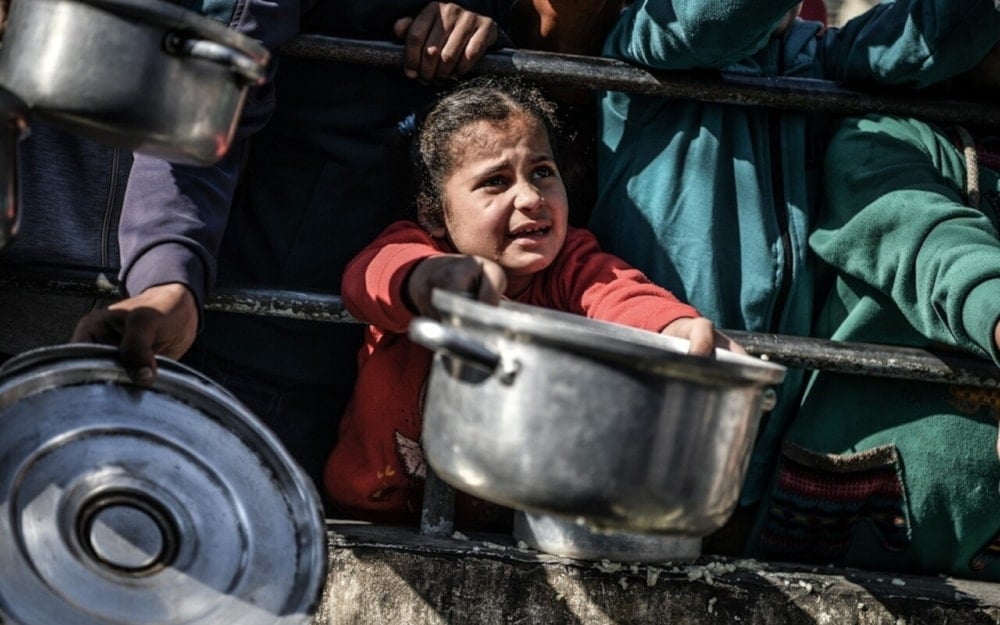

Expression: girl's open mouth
xmin=508 ymin=225 xmax=551 ymax=239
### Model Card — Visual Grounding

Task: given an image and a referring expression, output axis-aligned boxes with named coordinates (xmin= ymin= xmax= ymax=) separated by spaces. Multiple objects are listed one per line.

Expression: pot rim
xmin=430 ymin=289 xmax=787 ymax=386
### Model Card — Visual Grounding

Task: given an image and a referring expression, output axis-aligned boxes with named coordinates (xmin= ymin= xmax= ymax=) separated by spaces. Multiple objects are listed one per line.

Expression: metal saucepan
xmin=0 ymin=344 xmax=326 ymax=625
xmin=409 ymin=290 xmax=787 ymax=536
xmin=0 ymin=0 xmax=269 ymax=165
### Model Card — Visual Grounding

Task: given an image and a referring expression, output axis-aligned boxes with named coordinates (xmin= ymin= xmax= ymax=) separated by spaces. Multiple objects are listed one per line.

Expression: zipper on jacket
xmin=100 ymin=148 xmax=123 ymax=269
xmin=96 ymin=147 xmax=124 ymax=308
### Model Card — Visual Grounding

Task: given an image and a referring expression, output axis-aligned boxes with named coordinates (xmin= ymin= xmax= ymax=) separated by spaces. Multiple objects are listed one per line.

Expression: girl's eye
xmin=532 ymin=165 xmax=555 ymax=179
xmin=481 ymin=175 xmax=507 ymax=188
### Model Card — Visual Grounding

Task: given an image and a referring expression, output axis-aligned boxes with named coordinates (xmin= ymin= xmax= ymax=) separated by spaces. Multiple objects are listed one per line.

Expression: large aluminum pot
xmin=0 ymin=0 xmax=269 ymax=165
xmin=0 ymin=344 xmax=326 ymax=625
xmin=409 ymin=290 xmax=787 ymax=535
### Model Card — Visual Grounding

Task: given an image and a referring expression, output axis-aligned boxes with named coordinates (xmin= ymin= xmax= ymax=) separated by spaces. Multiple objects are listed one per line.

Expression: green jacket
xmin=753 ymin=115 xmax=1000 ymax=580
xmin=589 ymin=0 xmax=1000 ymax=502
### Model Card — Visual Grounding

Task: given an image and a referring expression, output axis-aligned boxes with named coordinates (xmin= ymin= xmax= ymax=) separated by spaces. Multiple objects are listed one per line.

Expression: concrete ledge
xmin=313 ymin=522 xmax=1000 ymax=625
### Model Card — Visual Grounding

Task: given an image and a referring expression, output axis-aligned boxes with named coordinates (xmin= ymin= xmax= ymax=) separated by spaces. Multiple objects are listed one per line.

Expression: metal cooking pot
xmin=0 ymin=344 xmax=326 ymax=625
xmin=409 ymin=290 xmax=786 ymax=535
xmin=0 ymin=0 xmax=269 ymax=165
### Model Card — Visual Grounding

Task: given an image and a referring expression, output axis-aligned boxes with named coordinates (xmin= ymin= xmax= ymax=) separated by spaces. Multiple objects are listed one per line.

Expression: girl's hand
xmin=661 ymin=317 xmax=746 ymax=357
xmin=406 ymin=254 xmax=507 ymax=318
xmin=394 ymin=2 xmax=498 ymax=81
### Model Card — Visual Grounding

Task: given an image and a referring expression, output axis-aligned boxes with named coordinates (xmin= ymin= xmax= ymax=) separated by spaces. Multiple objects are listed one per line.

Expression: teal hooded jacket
xmin=589 ymin=0 xmax=1000 ymax=503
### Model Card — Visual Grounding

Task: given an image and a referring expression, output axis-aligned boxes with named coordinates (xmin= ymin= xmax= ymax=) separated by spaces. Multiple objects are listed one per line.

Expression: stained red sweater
xmin=324 ymin=221 xmax=699 ymax=526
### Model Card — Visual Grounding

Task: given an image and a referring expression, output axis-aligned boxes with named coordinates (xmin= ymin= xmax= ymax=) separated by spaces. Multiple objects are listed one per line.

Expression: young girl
xmin=324 ymin=76 xmax=742 ymax=527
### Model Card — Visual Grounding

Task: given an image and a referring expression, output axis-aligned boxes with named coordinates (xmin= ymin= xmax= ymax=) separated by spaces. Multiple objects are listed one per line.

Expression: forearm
xmin=556 ymin=230 xmax=700 ymax=331
xmin=341 ymin=222 xmax=444 ymax=331
xmin=816 ymin=116 xmax=1000 ymax=361
xmin=604 ymin=0 xmax=800 ymax=69
xmin=824 ymin=0 xmax=1000 ymax=87
xmin=118 ymin=148 xmax=242 ymax=310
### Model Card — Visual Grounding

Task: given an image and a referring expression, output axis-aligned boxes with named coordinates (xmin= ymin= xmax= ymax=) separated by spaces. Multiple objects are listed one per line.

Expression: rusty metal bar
xmin=728 ymin=331 xmax=1000 ymax=389
xmin=279 ymin=35 xmax=1000 ymax=128
xmin=0 ymin=269 xmax=357 ymax=324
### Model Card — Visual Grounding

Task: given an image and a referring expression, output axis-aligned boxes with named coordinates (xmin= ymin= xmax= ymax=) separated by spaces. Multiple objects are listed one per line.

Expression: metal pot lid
xmin=0 ymin=344 xmax=326 ymax=625
xmin=430 ymin=289 xmax=786 ymax=386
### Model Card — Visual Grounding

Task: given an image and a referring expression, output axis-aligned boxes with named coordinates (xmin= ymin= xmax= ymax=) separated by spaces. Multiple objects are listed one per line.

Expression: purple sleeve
xmin=118 ymin=0 xmax=308 ymax=309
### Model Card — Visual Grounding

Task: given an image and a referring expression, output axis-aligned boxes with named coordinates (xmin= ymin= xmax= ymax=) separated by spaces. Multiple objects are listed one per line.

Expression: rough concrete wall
xmin=312 ymin=524 xmax=1000 ymax=625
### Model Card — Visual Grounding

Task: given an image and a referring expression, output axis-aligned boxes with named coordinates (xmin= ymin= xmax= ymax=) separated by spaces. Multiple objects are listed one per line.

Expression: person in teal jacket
xmin=753 ymin=43 xmax=1000 ymax=580
xmin=588 ymin=0 xmax=1000 ymax=516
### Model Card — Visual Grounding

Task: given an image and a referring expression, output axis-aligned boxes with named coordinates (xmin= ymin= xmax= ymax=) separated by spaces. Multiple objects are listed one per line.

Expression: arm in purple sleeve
xmin=73 ymin=0 xmax=307 ymax=383
xmin=119 ymin=0 xmax=307 ymax=309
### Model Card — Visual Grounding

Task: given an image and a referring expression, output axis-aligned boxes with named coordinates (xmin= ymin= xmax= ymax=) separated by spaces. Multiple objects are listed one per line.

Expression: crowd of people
xmin=1 ymin=0 xmax=999 ymax=583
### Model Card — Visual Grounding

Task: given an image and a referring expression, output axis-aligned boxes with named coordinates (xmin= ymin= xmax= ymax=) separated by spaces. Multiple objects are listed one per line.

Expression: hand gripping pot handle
xmin=409 ymin=317 xmax=502 ymax=371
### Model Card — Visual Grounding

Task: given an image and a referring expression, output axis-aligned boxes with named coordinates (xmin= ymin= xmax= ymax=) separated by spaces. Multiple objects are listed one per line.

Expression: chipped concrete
xmin=312 ymin=523 xmax=1000 ymax=625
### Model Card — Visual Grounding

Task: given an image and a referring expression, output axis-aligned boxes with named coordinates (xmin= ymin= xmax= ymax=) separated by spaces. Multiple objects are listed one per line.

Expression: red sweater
xmin=324 ymin=221 xmax=700 ymax=526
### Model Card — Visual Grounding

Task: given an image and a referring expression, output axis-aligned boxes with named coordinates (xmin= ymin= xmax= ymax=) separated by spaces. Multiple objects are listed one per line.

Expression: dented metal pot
xmin=0 ymin=344 xmax=325 ymax=625
xmin=0 ymin=0 xmax=269 ymax=165
xmin=409 ymin=290 xmax=786 ymax=536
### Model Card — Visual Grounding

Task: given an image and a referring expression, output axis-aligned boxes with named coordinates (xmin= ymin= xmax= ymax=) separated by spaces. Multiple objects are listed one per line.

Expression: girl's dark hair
xmin=391 ymin=76 xmax=563 ymax=229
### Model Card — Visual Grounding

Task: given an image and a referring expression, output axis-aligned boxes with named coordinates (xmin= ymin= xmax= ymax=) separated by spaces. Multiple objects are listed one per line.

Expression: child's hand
xmin=661 ymin=317 xmax=746 ymax=357
xmin=394 ymin=2 xmax=498 ymax=82
xmin=406 ymin=254 xmax=507 ymax=317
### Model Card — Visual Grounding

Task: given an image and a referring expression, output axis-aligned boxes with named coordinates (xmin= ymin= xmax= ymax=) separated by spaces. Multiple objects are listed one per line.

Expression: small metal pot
xmin=0 ymin=344 xmax=326 ymax=625
xmin=409 ymin=290 xmax=786 ymax=536
xmin=0 ymin=0 xmax=269 ymax=165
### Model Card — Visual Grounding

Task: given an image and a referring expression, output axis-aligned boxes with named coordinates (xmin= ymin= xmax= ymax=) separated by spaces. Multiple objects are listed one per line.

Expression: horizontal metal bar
xmin=728 ymin=331 xmax=1000 ymax=389
xmin=0 ymin=268 xmax=357 ymax=324
xmin=279 ymin=35 xmax=1000 ymax=128
xmin=4 ymin=269 xmax=1000 ymax=389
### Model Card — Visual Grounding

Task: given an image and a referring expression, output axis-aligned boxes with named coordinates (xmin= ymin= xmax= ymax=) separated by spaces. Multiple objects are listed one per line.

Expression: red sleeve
xmin=340 ymin=221 xmax=446 ymax=333
xmin=529 ymin=228 xmax=700 ymax=332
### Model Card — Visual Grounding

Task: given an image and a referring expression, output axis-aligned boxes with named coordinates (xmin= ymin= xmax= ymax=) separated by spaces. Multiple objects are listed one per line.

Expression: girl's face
xmin=430 ymin=112 xmax=569 ymax=296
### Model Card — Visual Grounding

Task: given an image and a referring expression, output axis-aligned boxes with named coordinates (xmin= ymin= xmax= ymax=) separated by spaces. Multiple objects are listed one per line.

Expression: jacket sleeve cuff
xmin=961 ymin=277 xmax=1000 ymax=365
xmin=123 ymin=242 xmax=208 ymax=316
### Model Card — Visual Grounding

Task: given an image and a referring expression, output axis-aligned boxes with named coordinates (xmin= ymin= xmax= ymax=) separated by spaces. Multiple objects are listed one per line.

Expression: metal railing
xmin=5 ymin=268 xmax=1000 ymax=391
xmin=281 ymin=35 xmax=1000 ymax=128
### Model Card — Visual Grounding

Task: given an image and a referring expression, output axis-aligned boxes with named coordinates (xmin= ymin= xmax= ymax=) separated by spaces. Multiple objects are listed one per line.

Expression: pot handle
xmin=164 ymin=34 xmax=267 ymax=86
xmin=409 ymin=318 xmax=501 ymax=371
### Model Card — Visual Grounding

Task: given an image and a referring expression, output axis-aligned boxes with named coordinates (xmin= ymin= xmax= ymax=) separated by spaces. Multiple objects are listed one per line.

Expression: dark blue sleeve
xmin=118 ymin=0 xmax=305 ymax=310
